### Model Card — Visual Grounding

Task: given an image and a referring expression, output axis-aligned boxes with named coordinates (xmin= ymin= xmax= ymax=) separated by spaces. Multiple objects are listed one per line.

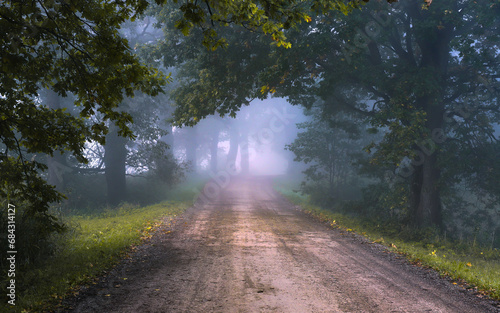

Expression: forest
xmin=0 ymin=0 xmax=499 ymax=311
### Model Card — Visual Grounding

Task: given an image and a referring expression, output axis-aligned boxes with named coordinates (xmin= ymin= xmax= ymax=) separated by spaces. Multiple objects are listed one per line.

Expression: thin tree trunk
xmin=163 ymin=124 xmax=175 ymax=151
xmin=240 ymin=127 xmax=249 ymax=174
xmin=210 ymin=128 xmax=219 ymax=172
xmin=226 ymin=124 xmax=239 ymax=168
xmin=185 ymin=126 xmax=197 ymax=172
xmin=104 ymin=125 xmax=127 ymax=206
xmin=46 ymin=90 xmax=68 ymax=191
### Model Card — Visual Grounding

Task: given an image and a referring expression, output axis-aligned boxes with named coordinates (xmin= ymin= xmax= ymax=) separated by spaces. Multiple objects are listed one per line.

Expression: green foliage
xmin=119 ymin=92 xmax=190 ymax=188
xmin=266 ymin=0 xmax=499 ymax=227
xmin=50 ymin=170 xmax=192 ymax=217
xmin=159 ymin=0 xmax=370 ymax=50
xmin=61 ymin=174 xmax=108 ymax=214
xmin=286 ymin=106 xmax=374 ymax=205
xmin=0 ymin=199 xmax=64 ymax=272
xmin=1 ymin=0 xmax=168 ymax=251
xmin=160 ymin=0 xmax=500 ymax=231
xmin=146 ymin=0 xmax=400 ymax=126
xmin=145 ymin=2 xmax=276 ymax=125
xmin=356 ymin=180 xmax=411 ymax=220
xmin=0 ymin=177 xmax=204 ymax=311
xmin=0 ymin=200 xmax=190 ymax=312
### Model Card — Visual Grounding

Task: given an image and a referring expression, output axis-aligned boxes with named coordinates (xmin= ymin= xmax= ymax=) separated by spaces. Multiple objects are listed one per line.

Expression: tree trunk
xmin=45 ymin=90 xmax=68 ymax=191
xmin=47 ymin=154 xmax=68 ymax=192
xmin=328 ymin=142 xmax=335 ymax=198
xmin=405 ymin=5 xmax=450 ymax=229
xmin=240 ymin=127 xmax=249 ymax=175
xmin=162 ymin=124 xmax=175 ymax=151
xmin=409 ymin=95 xmax=445 ymax=228
xmin=419 ymin=152 xmax=443 ymax=227
xmin=210 ymin=128 xmax=219 ymax=172
xmin=104 ymin=126 xmax=127 ymax=206
xmin=185 ymin=126 xmax=197 ymax=172
xmin=410 ymin=155 xmax=442 ymax=228
xmin=226 ymin=124 xmax=239 ymax=168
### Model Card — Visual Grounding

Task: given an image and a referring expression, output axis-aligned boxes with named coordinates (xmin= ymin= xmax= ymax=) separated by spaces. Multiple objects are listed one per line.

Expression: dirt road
xmin=69 ymin=177 xmax=499 ymax=312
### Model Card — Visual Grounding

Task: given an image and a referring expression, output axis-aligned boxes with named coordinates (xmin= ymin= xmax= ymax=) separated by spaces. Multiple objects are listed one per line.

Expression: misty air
xmin=0 ymin=0 xmax=499 ymax=311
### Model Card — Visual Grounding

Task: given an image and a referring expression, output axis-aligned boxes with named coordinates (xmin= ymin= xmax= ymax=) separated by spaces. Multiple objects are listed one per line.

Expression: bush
xmin=0 ymin=199 xmax=65 ymax=270
xmin=357 ymin=181 xmax=410 ymax=221
xmin=301 ymin=182 xmax=335 ymax=207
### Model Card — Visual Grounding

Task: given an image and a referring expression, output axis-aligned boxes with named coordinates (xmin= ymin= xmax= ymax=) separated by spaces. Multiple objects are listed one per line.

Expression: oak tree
xmin=0 ymin=0 xmax=166 ymax=232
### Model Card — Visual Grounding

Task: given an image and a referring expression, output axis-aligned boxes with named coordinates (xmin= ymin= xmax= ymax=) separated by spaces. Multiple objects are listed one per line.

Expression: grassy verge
xmin=1 ymin=180 xmax=203 ymax=312
xmin=274 ymin=181 xmax=500 ymax=301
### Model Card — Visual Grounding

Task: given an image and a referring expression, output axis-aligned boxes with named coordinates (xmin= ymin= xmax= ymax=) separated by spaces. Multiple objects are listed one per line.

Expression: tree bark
xmin=404 ymin=3 xmax=451 ymax=229
xmin=409 ymin=94 xmax=445 ymax=228
xmin=104 ymin=125 xmax=127 ymax=206
xmin=419 ymin=152 xmax=443 ymax=227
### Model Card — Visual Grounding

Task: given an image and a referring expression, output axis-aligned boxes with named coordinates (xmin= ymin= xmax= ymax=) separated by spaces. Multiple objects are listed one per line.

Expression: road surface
xmin=68 ymin=177 xmax=499 ymax=312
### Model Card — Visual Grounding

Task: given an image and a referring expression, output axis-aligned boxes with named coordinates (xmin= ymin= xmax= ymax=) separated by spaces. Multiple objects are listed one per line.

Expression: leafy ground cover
xmin=274 ymin=179 xmax=500 ymax=301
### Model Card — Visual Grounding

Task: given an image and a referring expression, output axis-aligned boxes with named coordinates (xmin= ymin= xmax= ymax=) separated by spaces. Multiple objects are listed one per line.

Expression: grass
xmin=274 ymin=180 xmax=500 ymax=301
xmin=1 ymin=179 xmax=204 ymax=313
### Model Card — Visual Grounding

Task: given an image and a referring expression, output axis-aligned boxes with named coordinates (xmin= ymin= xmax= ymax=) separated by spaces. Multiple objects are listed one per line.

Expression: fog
xmin=39 ymin=1 xmax=499 ymax=249
xmin=3 ymin=2 xmax=500 ymax=309
xmin=7 ymin=0 xmax=496 ymax=269
xmin=172 ymin=98 xmax=309 ymax=177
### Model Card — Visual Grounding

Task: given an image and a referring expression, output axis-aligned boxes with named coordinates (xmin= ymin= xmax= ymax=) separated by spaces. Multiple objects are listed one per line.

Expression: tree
xmin=156 ymin=0 xmax=499 ymax=230
xmin=44 ymin=89 xmax=70 ymax=192
xmin=209 ymin=125 xmax=221 ymax=172
xmin=264 ymin=0 xmax=499 ymax=228
xmin=224 ymin=117 xmax=250 ymax=173
xmin=240 ymin=126 xmax=250 ymax=174
xmin=195 ymin=116 xmax=224 ymax=172
xmin=102 ymin=16 xmax=169 ymax=206
xmin=104 ymin=125 xmax=128 ymax=206
xmin=287 ymin=106 xmax=369 ymax=205
xmin=1 ymin=0 xmax=166 ymax=222
xmin=0 ymin=0 xmax=401 ymax=265
xmin=143 ymin=0 xmax=400 ymax=126
xmin=150 ymin=0 xmax=375 ymax=52
xmin=73 ymin=89 xmax=183 ymax=206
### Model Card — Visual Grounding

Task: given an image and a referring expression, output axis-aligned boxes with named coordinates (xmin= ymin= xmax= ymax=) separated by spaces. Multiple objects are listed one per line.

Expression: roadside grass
xmin=274 ymin=182 xmax=500 ymax=301
xmin=1 ymin=180 xmax=203 ymax=313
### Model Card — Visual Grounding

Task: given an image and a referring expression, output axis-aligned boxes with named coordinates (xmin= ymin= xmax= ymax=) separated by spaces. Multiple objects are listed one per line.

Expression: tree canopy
xmin=1 ymin=0 xmax=393 ymax=243
xmin=0 ymin=0 xmax=167 ymax=225
xmin=160 ymin=0 xmax=499 ymax=228
xmin=160 ymin=0 xmax=385 ymax=50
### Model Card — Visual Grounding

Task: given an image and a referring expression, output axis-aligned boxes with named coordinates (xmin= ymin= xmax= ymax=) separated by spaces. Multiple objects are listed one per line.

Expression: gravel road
xmin=68 ymin=177 xmax=499 ymax=313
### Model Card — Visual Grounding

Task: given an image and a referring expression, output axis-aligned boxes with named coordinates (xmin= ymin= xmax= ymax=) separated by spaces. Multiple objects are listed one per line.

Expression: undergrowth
xmin=1 ymin=179 xmax=204 ymax=312
xmin=0 ymin=201 xmax=189 ymax=312
xmin=274 ymin=181 xmax=500 ymax=302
